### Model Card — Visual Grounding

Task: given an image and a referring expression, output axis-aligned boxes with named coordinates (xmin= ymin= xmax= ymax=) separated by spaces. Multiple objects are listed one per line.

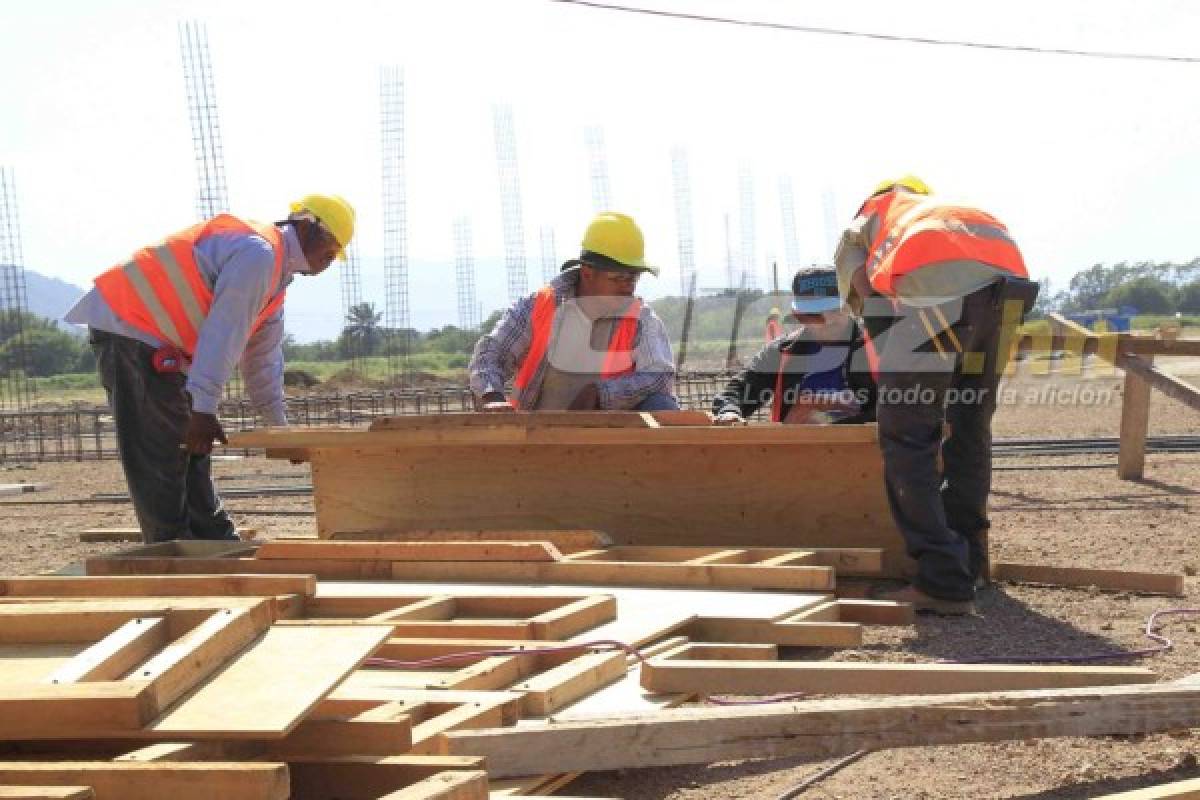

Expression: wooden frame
xmin=229 ymin=418 xmax=908 ymax=574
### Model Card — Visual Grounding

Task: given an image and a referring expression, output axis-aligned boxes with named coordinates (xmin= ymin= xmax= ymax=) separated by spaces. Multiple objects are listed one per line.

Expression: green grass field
xmin=20 ymin=321 xmax=1199 ymax=407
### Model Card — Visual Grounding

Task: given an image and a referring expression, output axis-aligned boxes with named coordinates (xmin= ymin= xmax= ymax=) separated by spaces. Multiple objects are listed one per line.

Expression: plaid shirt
xmin=469 ymin=270 xmax=676 ymax=410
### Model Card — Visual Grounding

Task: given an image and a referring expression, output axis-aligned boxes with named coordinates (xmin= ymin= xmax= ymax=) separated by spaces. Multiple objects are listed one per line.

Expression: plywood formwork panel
xmin=229 ymin=422 xmax=902 ymax=573
xmin=305 ymin=439 xmax=898 ymax=568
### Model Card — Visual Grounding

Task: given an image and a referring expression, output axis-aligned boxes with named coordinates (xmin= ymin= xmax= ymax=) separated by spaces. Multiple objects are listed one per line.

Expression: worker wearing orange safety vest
xmin=469 ymin=212 xmax=677 ymax=412
xmin=65 ymin=195 xmax=355 ymax=543
xmin=834 ymin=176 xmax=1039 ymax=614
xmin=764 ymin=308 xmax=783 ymax=343
xmin=712 ymin=268 xmax=878 ymax=426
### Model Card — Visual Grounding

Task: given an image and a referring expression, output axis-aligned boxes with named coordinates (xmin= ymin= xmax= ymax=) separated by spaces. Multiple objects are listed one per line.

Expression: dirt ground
xmin=2 ymin=365 xmax=1199 ymax=799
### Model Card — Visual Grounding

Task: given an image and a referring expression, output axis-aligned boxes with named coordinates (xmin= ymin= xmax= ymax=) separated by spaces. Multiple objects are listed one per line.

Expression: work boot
xmin=877 ymin=584 xmax=975 ymax=616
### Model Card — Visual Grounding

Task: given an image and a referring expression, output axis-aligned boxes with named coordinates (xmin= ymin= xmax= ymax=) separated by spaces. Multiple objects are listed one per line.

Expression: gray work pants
xmin=90 ymin=329 xmax=237 ymax=544
xmin=874 ymin=283 xmax=1013 ymax=601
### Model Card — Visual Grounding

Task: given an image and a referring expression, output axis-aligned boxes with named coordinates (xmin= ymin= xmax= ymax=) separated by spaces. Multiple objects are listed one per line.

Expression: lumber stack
xmin=1 ymin=529 xmax=1191 ymax=796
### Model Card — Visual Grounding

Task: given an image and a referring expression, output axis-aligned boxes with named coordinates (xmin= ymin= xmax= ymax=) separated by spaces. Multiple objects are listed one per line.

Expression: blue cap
xmin=791 ymin=268 xmax=841 ymax=313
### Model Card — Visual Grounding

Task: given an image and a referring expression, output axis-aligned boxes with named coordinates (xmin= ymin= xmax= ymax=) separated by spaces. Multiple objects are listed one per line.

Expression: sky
xmin=2 ymin=0 xmax=1199 ymax=340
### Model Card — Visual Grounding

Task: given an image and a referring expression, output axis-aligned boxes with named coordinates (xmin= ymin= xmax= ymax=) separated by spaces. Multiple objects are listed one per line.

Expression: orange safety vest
xmin=764 ymin=318 xmax=783 ymax=342
xmin=512 ymin=286 xmax=642 ymax=408
xmin=93 ymin=214 xmax=286 ymax=356
xmin=862 ymin=191 xmax=1027 ymax=297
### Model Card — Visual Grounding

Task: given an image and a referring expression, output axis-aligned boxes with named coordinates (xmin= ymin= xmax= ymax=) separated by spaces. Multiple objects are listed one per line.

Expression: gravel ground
xmin=2 ymin=365 xmax=1199 ymax=799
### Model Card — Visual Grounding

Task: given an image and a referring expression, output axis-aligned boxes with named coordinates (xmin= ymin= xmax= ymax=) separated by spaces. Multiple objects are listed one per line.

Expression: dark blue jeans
xmin=91 ymin=329 xmax=237 ymax=544
xmin=874 ymin=284 xmax=1013 ymax=601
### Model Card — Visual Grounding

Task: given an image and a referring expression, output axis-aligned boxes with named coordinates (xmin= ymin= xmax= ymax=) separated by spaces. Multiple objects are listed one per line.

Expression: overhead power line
xmin=550 ymin=0 xmax=1200 ymax=64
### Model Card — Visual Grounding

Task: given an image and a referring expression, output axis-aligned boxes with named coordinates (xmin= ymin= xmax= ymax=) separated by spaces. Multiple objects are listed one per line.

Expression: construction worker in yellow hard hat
xmin=832 ymin=174 xmax=1039 ymax=615
xmin=469 ymin=211 xmax=678 ymax=413
xmin=65 ymin=193 xmax=356 ymax=544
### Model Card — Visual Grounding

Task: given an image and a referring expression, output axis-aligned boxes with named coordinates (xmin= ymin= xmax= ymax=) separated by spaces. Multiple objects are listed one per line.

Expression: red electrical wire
xmin=364 ymin=638 xmax=651 ymax=670
xmin=948 ymin=607 xmax=1200 ymax=665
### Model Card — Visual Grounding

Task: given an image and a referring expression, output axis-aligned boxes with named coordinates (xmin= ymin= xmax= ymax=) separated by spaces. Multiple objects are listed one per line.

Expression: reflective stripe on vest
xmin=512 ymin=286 xmax=643 ymax=408
xmin=862 ymin=192 xmax=1027 ymax=297
xmin=93 ymin=214 xmax=285 ymax=355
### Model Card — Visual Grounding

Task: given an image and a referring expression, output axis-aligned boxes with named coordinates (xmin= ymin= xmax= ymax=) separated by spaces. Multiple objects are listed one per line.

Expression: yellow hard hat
xmin=768 ymin=307 xmax=782 ymax=317
xmin=871 ymin=174 xmax=932 ymax=197
xmin=579 ymin=211 xmax=658 ymax=277
xmin=290 ymin=194 xmax=356 ymax=261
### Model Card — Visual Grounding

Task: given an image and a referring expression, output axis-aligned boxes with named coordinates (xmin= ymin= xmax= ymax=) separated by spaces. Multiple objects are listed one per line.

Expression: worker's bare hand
xmin=713 ymin=411 xmax=746 ymax=426
xmin=568 ymin=383 xmax=600 ymax=411
xmin=183 ymin=411 xmax=228 ymax=455
xmin=482 ymin=401 xmax=516 ymax=413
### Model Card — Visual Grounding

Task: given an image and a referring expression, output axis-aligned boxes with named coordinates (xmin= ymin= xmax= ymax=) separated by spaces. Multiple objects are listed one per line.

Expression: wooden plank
xmin=388 ymin=560 xmax=836 ymax=592
xmin=148 ymin=624 xmax=391 ymax=737
xmin=1118 ymin=354 xmax=1155 ymax=480
xmin=528 ymin=596 xmax=616 ymax=640
xmin=992 ymin=562 xmax=1185 ymax=596
xmin=286 ymin=756 xmax=485 ymax=800
xmin=372 ymin=770 xmax=488 ymax=800
xmin=1119 ymin=352 xmax=1200 ymax=412
xmin=254 ymin=541 xmax=562 ymax=563
xmin=0 ymin=683 xmax=152 ymax=738
xmin=234 ymin=422 xmax=879 ymax=449
xmin=296 ymin=432 xmax=904 ymax=572
xmin=510 ymin=650 xmax=627 ymax=715
xmin=0 ymin=789 xmax=94 ymax=799
xmin=77 ymin=529 xmax=257 ymax=544
xmin=368 ymin=412 xmax=652 ymax=430
xmin=835 ymin=599 xmax=915 ymax=626
xmin=137 ymin=603 xmax=275 ymax=715
xmin=44 ymin=617 xmax=168 ymax=683
xmin=1094 ymin=777 xmax=1200 ymax=799
xmin=0 ymin=763 xmax=287 ymax=800
xmin=646 ymin=410 xmax=713 ymax=426
xmin=0 ymin=576 xmax=316 ymax=599
xmin=681 ymin=618 xmax=862 ymax=648
xmin=640 ymin=660 xmax=1157 ymax=695
xmin=444 ymin=677 xmax=1200 ymax=778
xmin=328 ymin=530 xmax=613 ymax=553
xmin=262 ymin=703 xmax=412 ymax=759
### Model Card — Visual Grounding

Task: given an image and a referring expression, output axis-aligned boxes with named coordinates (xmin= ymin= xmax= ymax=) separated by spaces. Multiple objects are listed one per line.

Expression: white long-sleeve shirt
xmin=65 ymin=223 xmax=309 ymax=425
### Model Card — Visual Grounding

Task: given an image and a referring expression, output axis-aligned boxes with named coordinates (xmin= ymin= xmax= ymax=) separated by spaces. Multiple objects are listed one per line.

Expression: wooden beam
xmin=992 ymin=563 xmax=1185 ymax=597
xmin=0 ymin=789 xmax=94 ymax=799
xmin=230 ymin=422 xmax=879 ymax=450
xmin=0 ymin=683 xmax=152 ymax=738
xmin=1118 ymin=353 xmax=1200 ymax=412
xmin=387 ymin=560 xmax=836 ymax=592
xmin=368 ymin=411 xmax=653 ymax=430
xmin=680 ymin=619 xmax=862 ymax=648
xmin=1118 ymin=353 xmax=1155 ymax=480
xmin=0 ymin=576 xmax=316 ymax=599
xmin=640 ymin=660 xmax=1157 ymax=695
xmin=372 ymin=770 xmax=488 ymax=800
xmin=1094 ymin=777 xmax=1200 ymax=799
xmin=444 ymin=676 xmax=1200 ymax=778
xmin=328 ymin=529 xmax=613 ymax=554
xmin=834 ymin=599 xmax=915 ymax=626
xmin=136 ymin=604 xmax=274 ymax=715
xmin=44 ymin=618 xmax=167 ymax=683
xmin=0 ymin=763 xmax=288 ymax=800
xmin=509 ymin=650 xmax=627 ymax=715
xmin=254 ymin=541 xmax=563 ymax=563
xmin=262 ymin=703 xmax=412 ymax=759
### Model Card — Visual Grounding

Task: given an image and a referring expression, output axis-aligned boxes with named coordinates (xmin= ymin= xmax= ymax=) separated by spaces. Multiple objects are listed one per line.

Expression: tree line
xmin=4 ymin=259 xmax=1198 ymax=378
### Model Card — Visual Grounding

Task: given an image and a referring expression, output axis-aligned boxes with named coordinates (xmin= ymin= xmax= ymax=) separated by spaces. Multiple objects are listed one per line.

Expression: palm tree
xmin=343 ymin=302 xmax=383 ymax=356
